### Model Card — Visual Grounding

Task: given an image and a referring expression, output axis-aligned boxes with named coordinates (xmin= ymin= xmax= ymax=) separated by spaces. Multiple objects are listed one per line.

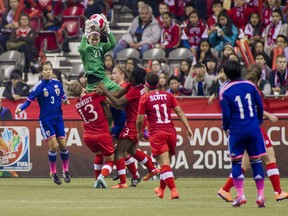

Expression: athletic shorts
xmin=39 ymin=118 xmax=66 ymax=141
xmin=119 ymin=123 xmax=138 ymax=143
xmin=228 ymin=128 xmax=266 ymax=160
xmin=149 ymin=131 xmax=177 ymax=157
xmin=260 ymin=127 xmax=272 ymax=148
xmin=83 ymin=132 xmax=114 ymax=156
xmin=86 ymin=75 xmax=121 ymax=92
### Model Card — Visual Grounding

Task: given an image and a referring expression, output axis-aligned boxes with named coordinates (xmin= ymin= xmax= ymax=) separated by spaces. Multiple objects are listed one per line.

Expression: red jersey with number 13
xmin=138 ymin=90 xmax=179 ymax=135
xmin=75 ymin=93 xmax=109 ymax=134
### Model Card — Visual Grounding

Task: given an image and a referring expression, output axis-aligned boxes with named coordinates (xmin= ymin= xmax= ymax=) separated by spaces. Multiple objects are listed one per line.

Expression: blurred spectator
xmin=3 ymin=69 xmax=30 ymax=101
xmin=113 ymin=4 xmax=161 ymax=58
xmin=52 ymin=69 xmax=69 ymax=95
xmin=227 ymin=0 xmax=254 ymax=30
xmin=6 ymin=14 xmax=38 ymax=76
xmin=208 ymin=64 xmax=227 ymax=104
xmin=168 ymin=75 xmax=191 ymax=96
xmin=155 ymin=2 xmax=170 ymax=27
xmin=125 ymin=57 xmax=140 ymax=73
xmin=219 ymin=43 xmax=235 ymax=65
xmin=104 ymin=53 xmax=115 ymax=73
xmin=179 ymin=58 xmax=192 ymax=86
xmin=191 ymin=0 xmax=207 ymax=20
xmin=180 ymin=3 xmax=195 ymax=29
xmin=207 ymin=0 xmax=223 ymax=32
xmin=195 ymin=38 xmax=217 ymax=63
xmin=119 ymin=0 xmax=138 ymax=17
xmin=150 ymin=59 xmax=166 ymax=75
xmin=263 ymin=9 xmax=288 ymax=53
xmin=262 ymin=0 xmax=282 ymax=29
xmin=181 ymin=10 xmax=208 ymax=56
xmin=158 ymin=72 xmax=170 ymax=92
xmin=269 ymin=54 xmax=288 ymax=95
xmin=246 ymin=63 xmax=272 ymax=96
xmin=155 ymin=12 xmax=181 ymax=57
xmin=0 ymin=98 xmax=13 ymax=120
xmin=209 ymin=11 xmax=238 ymax=53
xmin=243 ymin=12 xmax=263 ymax=45
xmin=0 ymin=0 xmax=20 ymax=53
xmin=254 ymin=53 xmax=272 ymax=81
xmin=204 ymin=57 xmax=218 ymax=76
xmin=184 ymin=63 xmax=213 ymax=96
xmin=77 ymin=72 xmax=87 ymax=88
xmin=270 ymin=34 xmax=288 ymax=61
xmin=84 ymin=0 xmax=105 ymax=18
xmin=251 ymin=40 xmax=272 ymax=68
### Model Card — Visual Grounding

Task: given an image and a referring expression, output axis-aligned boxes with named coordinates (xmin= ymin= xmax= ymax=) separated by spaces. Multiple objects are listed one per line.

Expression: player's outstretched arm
xmin=97 ymin=82 xmax=127 ymax=107
xmin=264 ymin=111 xmax=278 ymax=123
xmin=174 ymin=106 xmax=193 ymax=140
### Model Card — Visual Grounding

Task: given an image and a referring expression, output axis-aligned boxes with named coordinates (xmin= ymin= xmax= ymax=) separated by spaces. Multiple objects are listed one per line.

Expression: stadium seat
xmin=161 ymin=62 xmax=171 ymax=76
xmin=67 ymin=64 xmax=84 ymax=80
xmin=37 ymin=31 xmax=62 ymax=53
xmin=29 ymin=16 xmax=44 ymax=32
xmin=168 ymin=48 xmax=193 ymax=62
xmin=0 ymin=63 xmax=18 ymax=84
xmin=63 ymin=6 xmax=85 ymax=28
xmin=0 ymin=50 xmax=24 ymax=69
xmin=116 ymin=48 xmax=140 ymax=64
xmin=62 ymin=16 xmax=81 ymax=40
xmin=142 ymin=48 xmax=166 ymax=67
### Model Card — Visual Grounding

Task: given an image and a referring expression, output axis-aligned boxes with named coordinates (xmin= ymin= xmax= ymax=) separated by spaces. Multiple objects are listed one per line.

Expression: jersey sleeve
xmin=220 ymin=92 xmax=230 ymax=131
xmin=138 ymin=95 xmax=147 ymax=115
xmin=124 ymin=87 xmax=138 ymax=102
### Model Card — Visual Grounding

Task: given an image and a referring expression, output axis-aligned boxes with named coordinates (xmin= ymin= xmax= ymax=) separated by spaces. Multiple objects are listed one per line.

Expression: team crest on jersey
xmin=43 ymin=88 xmax=49 ymax=97
xmin=46 ymin=130 xmax=50 ymax=137
xmin=54 ymin=85 xmax=60 ymax=95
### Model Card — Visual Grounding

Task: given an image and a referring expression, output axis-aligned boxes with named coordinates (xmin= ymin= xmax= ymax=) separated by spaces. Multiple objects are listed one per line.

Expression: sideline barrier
xmin=0 ymin=97 xmax=288 ymax=177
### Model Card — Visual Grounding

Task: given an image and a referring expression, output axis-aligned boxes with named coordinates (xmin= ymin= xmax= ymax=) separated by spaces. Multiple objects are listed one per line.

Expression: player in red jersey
xmin=218 ymin=64 xmax=288 ymax=202
xmin=97 ymin=66 xmax=159 ymax=189
xmin=65 ymin=80 xmax=114 ymax=189
xmin=137 ymin=73 xmax=193 ymax=199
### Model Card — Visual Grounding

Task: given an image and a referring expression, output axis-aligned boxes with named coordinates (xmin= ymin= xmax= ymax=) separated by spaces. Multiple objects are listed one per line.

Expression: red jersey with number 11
xmin=75 ymin=93 xmax=109 ymax=134
xmin=138 ymin=90 xmax=179 ymax=135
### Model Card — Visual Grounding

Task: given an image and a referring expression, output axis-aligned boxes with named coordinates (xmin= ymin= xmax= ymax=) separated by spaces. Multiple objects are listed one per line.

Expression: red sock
xmin=94 ymin=155 xmax=103 ymax=180
xmin=125 ymin=156 xmax=139 ymax=179
xmin=133 ymin=149 xmax=155 ymax=171
xmin=116 ymin=158 xmax=126 ymax=184
xmin=159 ymin=175 xmax=166 ymax=190
xmin=161 ymin=165 xmax=176 ymax=190
xmin=100 ymin=161 xmax=113 ymax=178
xmin=266 ymin=162 xmax=281 ymax=193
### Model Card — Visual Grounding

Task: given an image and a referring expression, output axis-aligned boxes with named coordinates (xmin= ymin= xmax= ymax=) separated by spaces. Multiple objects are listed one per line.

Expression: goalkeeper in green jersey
xmin=79 ymin=14 xmax=121 ymax=92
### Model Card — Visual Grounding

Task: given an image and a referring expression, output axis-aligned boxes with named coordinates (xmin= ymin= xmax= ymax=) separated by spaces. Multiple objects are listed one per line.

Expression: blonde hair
xmin=65 ymin=80 xmax=83 ymax=97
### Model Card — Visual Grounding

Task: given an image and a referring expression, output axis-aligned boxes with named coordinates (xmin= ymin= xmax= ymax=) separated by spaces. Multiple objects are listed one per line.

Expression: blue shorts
xmin=228 ymin=128 xmax=266 ymax=159
xmin=39 ymin=118 xmax=66 ymax=141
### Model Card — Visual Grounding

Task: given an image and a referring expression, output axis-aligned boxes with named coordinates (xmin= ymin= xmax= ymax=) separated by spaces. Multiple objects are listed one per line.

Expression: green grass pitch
xmin=1 ymin=178 xmax=287 ymax=216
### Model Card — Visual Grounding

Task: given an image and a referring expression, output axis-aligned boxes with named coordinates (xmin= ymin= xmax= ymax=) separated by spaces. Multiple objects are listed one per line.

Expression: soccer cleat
xmin=232 ymin=195 xmax=247 ymax=207
xmin=50 ymin=173 xmax=62 ymax=185
xmin=94 ymin=178 xmax=108 ymax=189
xmin=129 ymin=177 xmax=141 ymax=187
xmin=112 ymin=174 xmax=120 ymax=181
xmin=217 ymin=188 xmax=233 ymax=202
xmin=170 ymin=188 xmax=179 ymax=199
xmin=62 ymin=171 xmax=71 ymax=183
xmin=154 ymin=187 xmax=165 ymax=199
xmin=275 ymin=191 xmax=288 ymax=201
xmin=142 ymin=168 xmax=160 ymax=181
xmin=111 ymin=183 xmax=128 ymax=189
xmin=256 ymin=196 xmax=265 ymax=208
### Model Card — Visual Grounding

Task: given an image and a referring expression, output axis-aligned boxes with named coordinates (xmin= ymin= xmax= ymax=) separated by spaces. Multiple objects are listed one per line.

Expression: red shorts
xmin=260 ymin=127 xmax=272 ymax=148
xmin=83 ymin=132 xmax=114 ymax=156
xmin=119 ymin=123 xmax=138 ymax=143
xmin=149 ymin=131 xmax=177 ymax=157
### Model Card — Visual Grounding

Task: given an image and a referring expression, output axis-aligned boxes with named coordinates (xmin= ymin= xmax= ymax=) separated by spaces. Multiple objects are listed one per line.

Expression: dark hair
xmin=212 ymin=0 xmax=223 ymax=7
xmin=217 ymin=11 xmax=233 ymax=36
xmin=247 ymin=12 xmax=262 ymax=36
xmin=131 ymin=66 xmax=147 ymax=85
xmin=146 ymin=72 xmax=159 ymax=89
xmin=53 ymin=69 xmax=63 ymax=83
xmin=194 ymin=63 xmax=204 ymax=69
xmin=272 ymin=9 xmax=283 ymax=20
xmin=168 ymin=75 xmax=180 ymax=85
xmin=10 ymin=69 xmax=22 ymax=80
xmin=223 ymin=60 xmax=241 ymax=80
xmin=254 ymin=52 xmax=266 ymax=60
xmin=39 ymin=61 xmax=53 ymax=72
xmin=276 ymin=34 xmax=287 ymax=43
xmin=162 ymin=11 xmax=173 ymax=18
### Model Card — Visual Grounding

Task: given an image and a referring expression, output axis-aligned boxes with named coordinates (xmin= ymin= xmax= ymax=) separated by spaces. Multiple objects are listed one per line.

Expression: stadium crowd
xmin=0 ymin=0 xmax=288 ymax=99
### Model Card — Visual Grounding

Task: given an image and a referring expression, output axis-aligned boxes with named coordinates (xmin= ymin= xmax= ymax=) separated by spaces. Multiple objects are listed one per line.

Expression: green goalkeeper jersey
xmin=78 ymin=33 xmax=116 ymax=79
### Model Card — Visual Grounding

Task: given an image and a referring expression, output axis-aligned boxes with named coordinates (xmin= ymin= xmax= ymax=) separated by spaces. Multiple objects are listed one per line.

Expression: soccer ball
xmin=89 ymin=14 xmax=106 ymax=32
